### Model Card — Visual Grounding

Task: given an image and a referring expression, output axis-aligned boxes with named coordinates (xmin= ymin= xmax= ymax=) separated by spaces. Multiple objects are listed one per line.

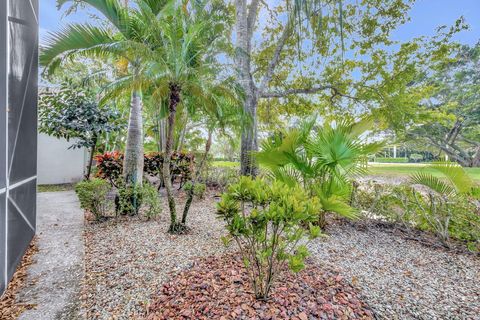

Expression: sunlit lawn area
xmin=213 ymin=161 xmax=480 ymax=182
xmin=368 ymin=163 xmax=480 ymax=181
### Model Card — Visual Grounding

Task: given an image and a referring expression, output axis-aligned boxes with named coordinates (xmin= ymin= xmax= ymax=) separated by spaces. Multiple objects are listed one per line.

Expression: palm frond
xmin=410 ymin=172 xmax=456 ymax=197
xmin=430 ymin=161 xmax=473 ymax=194
xmin=40 ymin=24 xmax=119 ymax=72
xmin=57 ymin=0 xmax=130 ymax=36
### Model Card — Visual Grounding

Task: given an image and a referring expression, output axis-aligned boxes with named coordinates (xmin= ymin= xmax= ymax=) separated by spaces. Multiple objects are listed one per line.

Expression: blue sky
xmin=40 ymin=0 xmax=480 ymax=45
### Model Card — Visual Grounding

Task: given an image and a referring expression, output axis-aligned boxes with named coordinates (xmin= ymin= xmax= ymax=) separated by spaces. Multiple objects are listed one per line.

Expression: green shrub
xmin=75 ymin=179 xmax=111 ymax=220
xmin=353 ymin=183 xmax=419 ymax=227
xmin=374 ymin=157 xmax=408 ymax=163
xmin=203 ymin=166 xmax=239 ymax=191
xmin=184 ymin=181 xmax=207 ymax=199
xmin=217 ymin=177 xmax=322 ymax=300
xmin=353 ymin=181 xmax=480 ymax=252
xmin=412 ymin=192 xmax=480 ymax=250
xmin=117 ymin=183 xmax=144 ymax=216
xmin=409 ymin=153 xmax=424 ymax=162
xmin=141 ymin=183 xmax=162 ymax=220
xmin=117 ymin=182 xmax=162 ymax=218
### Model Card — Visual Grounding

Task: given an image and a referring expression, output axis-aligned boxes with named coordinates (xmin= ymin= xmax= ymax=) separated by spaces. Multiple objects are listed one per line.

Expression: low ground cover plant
xmin=217 ymin=177 xmax=322 ymax=300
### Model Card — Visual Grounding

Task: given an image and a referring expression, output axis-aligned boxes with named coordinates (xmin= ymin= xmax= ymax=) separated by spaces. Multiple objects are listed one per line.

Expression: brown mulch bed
xmin=147 ymin=254 xmax=374 ymax=320
xmin=0 ymin=239 xmax=38 ymax=319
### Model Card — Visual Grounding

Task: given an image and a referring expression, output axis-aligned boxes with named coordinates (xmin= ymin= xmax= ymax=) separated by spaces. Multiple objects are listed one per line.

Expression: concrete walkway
xmin=17 ymin=191 xmax=84 ymax=320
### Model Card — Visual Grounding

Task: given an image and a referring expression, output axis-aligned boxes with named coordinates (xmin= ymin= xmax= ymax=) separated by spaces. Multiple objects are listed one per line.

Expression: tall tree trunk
xmin=182 ymin=129 xmax=213 ymax=224
xmin=164 ymin=84 xmax=183 ymax=232
xmin=85 ymin=136 xmax=97 ymax=180
xmin=235 ymin=0 xmax=258 ymax=176
xmin=123 ymin=90 xmax=144 ymax=185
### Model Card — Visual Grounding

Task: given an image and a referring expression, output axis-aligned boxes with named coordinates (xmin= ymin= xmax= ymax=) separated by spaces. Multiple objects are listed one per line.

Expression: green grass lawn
xmin=212 ymin=161 xmax=480 ymax=182
xmin=368 ymin=163 xmax=480 ymax=182
xmin=37 ymin=183 xmax=76 ymax=193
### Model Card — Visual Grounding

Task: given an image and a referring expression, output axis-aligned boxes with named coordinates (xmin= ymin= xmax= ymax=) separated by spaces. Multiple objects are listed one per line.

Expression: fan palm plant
xmin=41 ymin=0 xmax=168 ymax=186
xmin=409 ymin=162 xmax=479 ymax=243
xmin=256 ymin=116 xmax=383 ymax=227
xmin=145 ymin=3 xmax=241 ymax=233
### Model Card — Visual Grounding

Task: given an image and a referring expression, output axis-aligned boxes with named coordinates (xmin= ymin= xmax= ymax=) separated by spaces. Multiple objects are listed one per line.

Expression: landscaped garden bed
xmin=79 ymin=189 xmax=479 ymax=320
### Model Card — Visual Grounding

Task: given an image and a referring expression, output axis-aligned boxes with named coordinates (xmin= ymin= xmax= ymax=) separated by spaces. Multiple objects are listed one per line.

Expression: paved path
xmin=17 ymin=191 xmax=84 ymax=320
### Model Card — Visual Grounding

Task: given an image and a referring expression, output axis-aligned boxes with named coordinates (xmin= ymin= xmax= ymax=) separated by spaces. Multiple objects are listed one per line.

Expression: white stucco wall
xmin=37 ymin=133 xmax=87 ymax=185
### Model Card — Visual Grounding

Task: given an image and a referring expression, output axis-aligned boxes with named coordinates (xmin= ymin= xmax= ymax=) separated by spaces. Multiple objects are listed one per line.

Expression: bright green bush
xmin=75 ymin=179 xmax=111 ymax=220
xmin=217 ymin=177 xmax=322 ymax=300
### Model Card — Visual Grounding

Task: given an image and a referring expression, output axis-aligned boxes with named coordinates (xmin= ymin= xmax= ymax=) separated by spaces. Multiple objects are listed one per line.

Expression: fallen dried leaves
xmin=0 ymin=239 xmax=38 ymax=319
xmin=147 ymin=254 xmax=374 ymax=320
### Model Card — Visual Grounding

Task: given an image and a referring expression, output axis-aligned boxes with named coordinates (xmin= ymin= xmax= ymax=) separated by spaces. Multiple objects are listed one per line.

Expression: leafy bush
xmin=75 ymin=179 xmax=111 ymax=220
xmin=256 ymin=117 xmax=380 ymax=228
xmin=141 ymin=183 xmax=162 ymax=220
xmin=353 ymin=183 xmax=419 ymax=227
xmin=352 ymin=163 xmax=480 ymax=251
xmin=203 ymin=166 xmax=239 ymax=191
xmin=144 ymin=152 xmax=194 ymax=182
xmin=216 ymin=177 xmax=322 ymax=300
xmin=116 ymin=181 xmax=145 ymax=216
xmin=374 ymin=157 xmax=408 ymax=163
xmin=95 ymin=151 xmax=124 ymax=185
xmin=409 ymin=153 xmax=424 ymax=162
xmin=184 ymin=181 xmax=206 ymax=199
xmin=117 ymin=181 xmax=162 ymax=218
xmin=96 ymin=151 xmax=195 ymax=187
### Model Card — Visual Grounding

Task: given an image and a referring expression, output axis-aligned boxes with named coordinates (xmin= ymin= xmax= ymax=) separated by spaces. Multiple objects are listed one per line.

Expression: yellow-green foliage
xmin=217 ymin=177 xmax=322 ymax=300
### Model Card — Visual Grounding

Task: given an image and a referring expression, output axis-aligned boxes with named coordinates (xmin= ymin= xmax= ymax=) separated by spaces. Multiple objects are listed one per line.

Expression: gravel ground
xmin=82 ymin=193 xmax=228 ymax=319
xmin=309 ymin=221 xmax=480 ymax=320
xmin=83 ymin=191 xmax=479 ymax=320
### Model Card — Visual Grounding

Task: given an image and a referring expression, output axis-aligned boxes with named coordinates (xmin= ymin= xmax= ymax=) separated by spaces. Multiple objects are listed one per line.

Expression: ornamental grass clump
xmin=216 ymin=177 xmax=322 ymax=300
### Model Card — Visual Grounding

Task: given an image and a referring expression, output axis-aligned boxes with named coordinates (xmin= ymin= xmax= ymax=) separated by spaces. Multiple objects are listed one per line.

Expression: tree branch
xmin=257 ymin=19 xmax=293 ymax=96
xmin=260 ymin=85 xmax=358 ymax=100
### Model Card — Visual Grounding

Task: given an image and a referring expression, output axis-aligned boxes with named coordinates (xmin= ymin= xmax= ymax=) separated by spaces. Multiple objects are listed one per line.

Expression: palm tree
xmin=256 ymin=116 xmax=383 ymax=227
xmin=41 ymin=0 xmax=167 ymax=186
xmin=409 ymin=162 xmax=479 ymax=242
xmin=148 ymin=3 xmax=241 ymax=233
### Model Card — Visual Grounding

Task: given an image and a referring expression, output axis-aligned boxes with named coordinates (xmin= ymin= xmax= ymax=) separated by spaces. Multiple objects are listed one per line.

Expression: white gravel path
xmin=309 ymin=222 xmax=480 ymax=320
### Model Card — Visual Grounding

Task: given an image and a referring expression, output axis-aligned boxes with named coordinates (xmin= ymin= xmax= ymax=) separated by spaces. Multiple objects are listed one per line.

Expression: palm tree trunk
xmin=164 ymin=84 xmax=183 ymax=232
xmin=123 ymin=90 xmax=144 ymax=185
xmin=181 ymin=129 xmax=212 ymax=224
